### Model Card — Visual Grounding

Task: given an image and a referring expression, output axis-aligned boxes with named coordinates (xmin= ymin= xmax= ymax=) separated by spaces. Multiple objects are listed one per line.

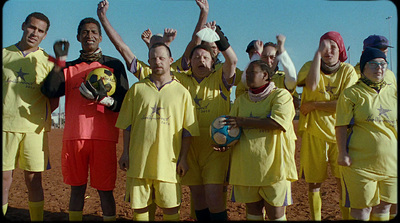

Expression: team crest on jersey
xmin=365 ymin=104 xmax=395 ymax=127
xmin=141 ymin=103 xmax=171 ymax=125
xmin=5 ymin=67 xmax=35 ymax=89
xmin=319 ymin=82 xmax=338 ymax=99
xmin=193 ymin=95 xmax=210 ymax=114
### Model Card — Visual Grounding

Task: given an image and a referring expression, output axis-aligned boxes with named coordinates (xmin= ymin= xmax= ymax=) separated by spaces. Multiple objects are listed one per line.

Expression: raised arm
xmin=215 ymin=24 xmax=237 ymax=84
xmin=182 ymin=0 xmax=209 ymax=62
xmin=305 ymin=40 xmax=329 ymax=91
xmin=97 ymin=0 xmax=135 ymax=69
xmin=276 ymin=34 xmax=297 ymax=91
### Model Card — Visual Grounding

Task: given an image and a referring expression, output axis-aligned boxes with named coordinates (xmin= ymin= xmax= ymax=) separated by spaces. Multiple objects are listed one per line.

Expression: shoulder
xmin=101 ymin=55 xmax=125 ymax=68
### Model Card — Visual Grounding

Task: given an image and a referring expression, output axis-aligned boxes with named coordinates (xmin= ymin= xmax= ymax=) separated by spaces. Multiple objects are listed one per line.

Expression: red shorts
xmin=62 ymin=139 xmax=117 ymax=191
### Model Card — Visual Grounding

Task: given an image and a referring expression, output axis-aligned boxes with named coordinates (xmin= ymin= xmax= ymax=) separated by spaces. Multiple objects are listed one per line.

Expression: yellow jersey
xmin=336 ymin=80 xmax=397 ymax=176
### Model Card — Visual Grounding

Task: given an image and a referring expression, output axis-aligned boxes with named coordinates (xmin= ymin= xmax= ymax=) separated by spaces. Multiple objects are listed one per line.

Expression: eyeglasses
xmin=367 ymin=61 xmax=388 ymax=69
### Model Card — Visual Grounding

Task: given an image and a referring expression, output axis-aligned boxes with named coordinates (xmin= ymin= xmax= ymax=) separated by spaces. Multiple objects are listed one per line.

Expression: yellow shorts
xmin=340 ymin=166 xmax=397 ymax=209
xmin=231 ymin=180 xmax=293 ymax=206
xmin=299 ymin=132 xmax=339 ymax=183
xmin=2 ymin=131 xmax=49 ymax=172
xmin=125 ymin=177 xmax=181 ymax=209
xmin=181 ymin=132 xmax=231 ymax=185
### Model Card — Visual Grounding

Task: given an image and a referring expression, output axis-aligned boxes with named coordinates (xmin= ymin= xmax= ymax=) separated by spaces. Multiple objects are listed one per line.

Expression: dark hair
xmin=189 ymin=44 xmax=216 ymax=62
xmin=263 ymin=42 xmax=277 ymax=49
xmin=77 ymin=17 xmax=102 ymax=36
xmin=248 ymin=60 xmax=273 ymax=80
xmin=148 ymin=42 xmax=172 ymax=58
xmin=25 ymin=12 xmax=50 ymax=32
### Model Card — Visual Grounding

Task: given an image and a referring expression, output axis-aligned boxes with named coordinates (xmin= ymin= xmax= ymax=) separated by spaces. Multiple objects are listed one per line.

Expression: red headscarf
xmin=320 ymin=31 xmax=347 ymax=62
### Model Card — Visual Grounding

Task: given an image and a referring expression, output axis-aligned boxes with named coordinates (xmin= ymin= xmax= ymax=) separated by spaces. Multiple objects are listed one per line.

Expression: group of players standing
xmin=2 ymin=0 xmax=397 ymax=221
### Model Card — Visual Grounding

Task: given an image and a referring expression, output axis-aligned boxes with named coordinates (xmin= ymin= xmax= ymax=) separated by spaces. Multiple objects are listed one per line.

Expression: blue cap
xmin=363 ymin=35 xmax=393 ymax=50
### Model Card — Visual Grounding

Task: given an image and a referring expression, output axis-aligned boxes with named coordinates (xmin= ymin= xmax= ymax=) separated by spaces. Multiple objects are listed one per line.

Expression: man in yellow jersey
xmin=336 ymin=47 xmax=397 ymax=221
xmin=97 ymin=0 xmax=208 ymax=81
xmin=235 ymin=36 xmax=300 ymax=109
xmin=225 ymin=60 xmax=296 ymax=221
xmin=116 ymin=43 xmax=199 ymax=221
xmin=296 ymin=31 xmax=358 ymax=220
xmin=2 ymin=12 xmax=57 ymax=221
xmin=353 ymin=35 xmax=396 ymax=88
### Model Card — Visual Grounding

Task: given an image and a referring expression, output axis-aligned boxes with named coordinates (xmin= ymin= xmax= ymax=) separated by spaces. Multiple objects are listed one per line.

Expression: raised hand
xmin=141 ymin=28 xmax=152 ymax=47
xmin=53 ymin=39 xmax=69 ymax=58
xmin=195 ymin=0 xmax=209 ymax=13
xmin=97 ymin=0 xmax=109 ymax=18
xmin=163 ymin=28 xmax=177 ymax=46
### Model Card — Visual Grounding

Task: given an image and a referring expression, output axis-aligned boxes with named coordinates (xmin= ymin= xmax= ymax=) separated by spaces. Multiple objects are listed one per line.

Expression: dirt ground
xmin=4 ymin=120 xmax=342 ymax=221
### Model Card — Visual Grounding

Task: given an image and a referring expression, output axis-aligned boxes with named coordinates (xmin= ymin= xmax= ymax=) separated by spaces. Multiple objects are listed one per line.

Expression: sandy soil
xmin=4 ymin=120 xmax=342 ymax=221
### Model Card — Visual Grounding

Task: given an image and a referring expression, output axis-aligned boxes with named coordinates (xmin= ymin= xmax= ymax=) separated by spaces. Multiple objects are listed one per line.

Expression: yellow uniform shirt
xmin=115 ymin=76 xmax=199 ymax=183
xmin=336 ymin=81 xmax=397 ymax=177
xmin=297 ymin=61 xmax=358 ymax=142
xmin=229 ymin=88 xmax=296 ymax=186
xmin=354 ymin=62 xmax=397 ymax=88
xmin=2 ymin=45 xmax=54 ymax=133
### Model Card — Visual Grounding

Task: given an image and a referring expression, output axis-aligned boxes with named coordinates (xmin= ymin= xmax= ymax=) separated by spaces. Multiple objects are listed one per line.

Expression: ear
xmin=263 ymin=72 xmax=269 ymax=81
xmin=21 ymin=22 xmax=26 ymax=31
xmin=77 ymin=34 xmax=81 ymax=43
xmin=169 ymin=57 xmax=174 ymax=65
xmin=99 ymin=35 xmax=103 ymax=43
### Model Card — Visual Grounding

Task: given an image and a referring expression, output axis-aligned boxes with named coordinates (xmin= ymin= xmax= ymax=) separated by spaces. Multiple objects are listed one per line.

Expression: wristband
xmin=215 ymin=25 xmax=230 ymax=52
xmin=48 ymin=55 xmax=66 ymax=68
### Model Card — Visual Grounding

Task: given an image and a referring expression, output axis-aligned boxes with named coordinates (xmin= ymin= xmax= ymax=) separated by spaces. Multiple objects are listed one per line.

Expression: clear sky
xmin=2 ymin=0 xmax=397 ymax=114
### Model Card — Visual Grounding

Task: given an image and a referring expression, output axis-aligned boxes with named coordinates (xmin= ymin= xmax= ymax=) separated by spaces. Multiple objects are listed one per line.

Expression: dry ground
xmin=4 ymin=120 xmax=342 ymax=221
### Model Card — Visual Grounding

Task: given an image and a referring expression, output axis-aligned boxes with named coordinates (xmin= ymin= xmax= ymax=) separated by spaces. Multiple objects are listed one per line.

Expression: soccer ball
xmin=86 ymin=67 xmax=117 ymax=96
xmin=210 ymin=115 xmax=241 ymax=147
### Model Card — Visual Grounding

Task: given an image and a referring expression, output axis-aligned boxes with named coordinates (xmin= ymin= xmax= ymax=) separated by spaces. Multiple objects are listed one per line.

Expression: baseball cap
xmin=363 ymin=35 xmax=393 ymax=50
xmin=245 ymin=40 xmax=257 ymax=53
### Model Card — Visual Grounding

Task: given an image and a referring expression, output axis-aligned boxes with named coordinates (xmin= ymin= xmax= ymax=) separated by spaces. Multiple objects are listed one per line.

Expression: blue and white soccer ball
xmin=210 ymin=115 xmax=242 ymax=147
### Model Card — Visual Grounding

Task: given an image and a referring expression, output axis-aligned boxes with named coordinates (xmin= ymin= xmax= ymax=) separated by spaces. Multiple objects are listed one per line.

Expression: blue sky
xmin=2 ymin=0 xmax=397 ymax=114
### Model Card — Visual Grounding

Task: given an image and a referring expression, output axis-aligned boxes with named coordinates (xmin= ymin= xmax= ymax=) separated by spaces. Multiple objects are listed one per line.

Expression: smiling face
xmin=363 ymin=58 xmax=387 ymax=83
xmin=20 ymin=17 xmax=48 ymax=50
xmin=77 ymin=23 xmax=102 ymax=53
xmin=261 ymin=45 xmax=278 ymax=70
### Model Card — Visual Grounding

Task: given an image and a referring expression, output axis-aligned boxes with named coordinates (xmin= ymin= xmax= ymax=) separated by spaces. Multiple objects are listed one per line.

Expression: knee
xmin=372 ymin=201 xmax=392 ymax=214
xmin=308 ymin=183 xmax=322 ymax=192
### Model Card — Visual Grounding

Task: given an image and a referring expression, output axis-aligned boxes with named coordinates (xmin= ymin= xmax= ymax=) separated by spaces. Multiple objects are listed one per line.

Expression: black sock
xmin=195 ymin=208 xmax=211 ymax=221
xmin=210 ymin=210 xmax=228 ymax=221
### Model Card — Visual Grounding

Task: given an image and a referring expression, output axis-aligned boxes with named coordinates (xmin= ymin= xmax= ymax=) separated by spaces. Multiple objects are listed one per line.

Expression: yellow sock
xmin=339 ymin=199 xmax=350 ymax=220
xmin=246 ymin=213 xmax=264 ymax=221
xmin=69 ymin=210 xmax=83 ymax=221
xmin=370 ymin=212 xmax=389 ymax=221
xmin=148 ymin=202 xmax=157 ymax=221
xmin=3 ymin=203 xmax=8 ymax=216
xmin=133 ymin=211 xmax=149 ymax=221
xmin=163 ymin=213 xmax=180 ymax=221
xmin=389 ymin=214 xmax=397 ymax=220
xmin=103 ymin=215 xmax=116 ymax=221
xmin=28 ymin=200 xmax=44 ymax=221
xmin=308 ymin=191 xmax=321 ymax=221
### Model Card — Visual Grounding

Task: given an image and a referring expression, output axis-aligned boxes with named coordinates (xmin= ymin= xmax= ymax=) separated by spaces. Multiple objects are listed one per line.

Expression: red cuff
xmin=48 ymin=55 xmax=66 ymax=68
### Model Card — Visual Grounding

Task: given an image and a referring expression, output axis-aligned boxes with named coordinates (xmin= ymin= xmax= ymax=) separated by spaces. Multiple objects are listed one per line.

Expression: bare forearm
xmin=98 ymin=14 xmax=135 ymax=67
xmin=179 ymin=136 xmax=191 ymax=161
xmin=123 ymin=129 xmax=131 ymax=155
xmin=238 ymin=117 xmax=284 ymax=131
xmin=305 ymin=51 xmax=321 ymax=91
xmin=335 ymin=126 xmax=348 ymax=156
xmin=222 ymin=46 xmax=238 ymax=83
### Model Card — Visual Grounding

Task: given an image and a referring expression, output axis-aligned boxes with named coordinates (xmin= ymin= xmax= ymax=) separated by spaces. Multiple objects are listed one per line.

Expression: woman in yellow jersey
xmin=223 ymin=60 xmax=296 ymax=220
xmin=336 ymin=47 xmax=397 ymax=221
xmin=296 ymin=31 xmax=358 ymax=220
